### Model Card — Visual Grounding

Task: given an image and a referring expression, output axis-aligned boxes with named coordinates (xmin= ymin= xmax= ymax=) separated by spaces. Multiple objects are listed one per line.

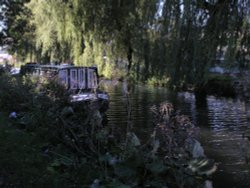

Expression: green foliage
xmin=0 ymin=75 xmax=218 ymax=187
xmin=0 ymin=74 xmax=32 ymax=112
xmin=0 ymin=74 xmax=215 ymax=187
xmin=0 ymin=114 xmax=54 ymax=187
xmin=147 ymin=75 xmax=170 ymax=87
xmin=1 ymin=0 xmax=35 ymax=61
xmin=3 ymin=0 xmax=249 ymax=89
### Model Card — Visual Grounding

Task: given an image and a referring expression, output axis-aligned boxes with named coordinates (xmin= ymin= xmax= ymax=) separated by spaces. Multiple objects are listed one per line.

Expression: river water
xmin=102 ymin=82 xmax=250 ymax=188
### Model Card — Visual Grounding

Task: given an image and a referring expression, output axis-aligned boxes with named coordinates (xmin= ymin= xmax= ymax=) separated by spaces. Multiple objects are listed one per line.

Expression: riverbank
xmin=234 ymin=71 xmax=250 ymax=100
xmin=142 ymin=70 xmax=249 ymax=101
xmin=0 ymin=73 xmax=216 ymax=187
xmin=204 ymin=70 xmax=250 ymax=100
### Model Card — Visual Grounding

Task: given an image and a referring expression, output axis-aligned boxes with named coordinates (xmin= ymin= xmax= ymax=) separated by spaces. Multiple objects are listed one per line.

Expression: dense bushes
xmin=0 ymin=73 xmax=216 ymax=187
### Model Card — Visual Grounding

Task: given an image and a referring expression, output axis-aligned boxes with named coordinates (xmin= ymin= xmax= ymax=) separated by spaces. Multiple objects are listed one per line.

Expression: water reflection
xmin=104 ymin=83 xmax=250 ymax=188
xmin=178 ymin=92 xmax=250 ymax=188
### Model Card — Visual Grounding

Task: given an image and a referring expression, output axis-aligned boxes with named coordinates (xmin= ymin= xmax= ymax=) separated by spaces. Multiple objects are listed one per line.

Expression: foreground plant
xmin=0 ymin=74 xmax=216 ymax=187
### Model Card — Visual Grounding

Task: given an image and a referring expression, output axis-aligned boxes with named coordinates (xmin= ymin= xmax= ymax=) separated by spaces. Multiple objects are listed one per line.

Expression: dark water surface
xmin=102 ymin=82 xmax=250 ymax=188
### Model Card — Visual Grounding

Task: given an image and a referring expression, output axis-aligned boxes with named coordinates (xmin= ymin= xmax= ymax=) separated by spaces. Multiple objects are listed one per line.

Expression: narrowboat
xmin=20 ymin=63 xmax=109 ymax=112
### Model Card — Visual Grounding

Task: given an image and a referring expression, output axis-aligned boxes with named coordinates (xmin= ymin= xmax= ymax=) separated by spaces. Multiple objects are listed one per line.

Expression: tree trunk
xmin=127 ymin=46 xmax=133 ymax=75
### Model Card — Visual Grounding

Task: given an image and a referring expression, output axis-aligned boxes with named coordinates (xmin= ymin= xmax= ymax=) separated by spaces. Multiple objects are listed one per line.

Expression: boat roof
xmin=22 ymin=63 xmax=97 ymax=70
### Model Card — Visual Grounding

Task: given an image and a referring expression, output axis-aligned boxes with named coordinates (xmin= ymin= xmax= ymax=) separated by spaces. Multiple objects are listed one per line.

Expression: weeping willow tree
xmin=153 ymin=0 xmax=250 ymax=90
xmin=3 ymin=0 xmax=250 ymax=88
xmin=26 ymin=0 xmax=158 ymax=78
xmin=27 ymin=0 xmax=75 ymax=63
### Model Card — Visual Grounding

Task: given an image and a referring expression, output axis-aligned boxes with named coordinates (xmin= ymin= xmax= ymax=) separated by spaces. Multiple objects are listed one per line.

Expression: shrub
xmin=147 ymin=76 xmax=170 ymax=87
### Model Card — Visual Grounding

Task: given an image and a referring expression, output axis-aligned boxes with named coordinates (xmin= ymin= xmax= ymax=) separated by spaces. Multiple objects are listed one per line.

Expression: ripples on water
xmin=174 ymin=92 xmax=250 ymax=188
xmin=103 ymin=82 xmax=250 ymax=188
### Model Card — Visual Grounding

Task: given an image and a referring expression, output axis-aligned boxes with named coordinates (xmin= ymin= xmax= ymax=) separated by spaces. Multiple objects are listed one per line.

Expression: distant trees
xmin=152 ymin=0 xmax=250 ymax=89
xmin=0 ymin=0 xmax=34 ymax=61
xmin=1 ymin=0 xmax=250 ymax=89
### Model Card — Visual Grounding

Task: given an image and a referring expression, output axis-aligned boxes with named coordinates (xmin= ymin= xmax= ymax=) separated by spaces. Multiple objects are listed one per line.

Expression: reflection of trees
xmin=207 ymin=97 xmax=247 ymax=129
xmin=245 ymin=102 xmax=250 ymax=121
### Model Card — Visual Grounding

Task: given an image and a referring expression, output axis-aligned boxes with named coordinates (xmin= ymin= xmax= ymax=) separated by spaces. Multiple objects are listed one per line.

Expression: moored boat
xmin=20 ymin=63 xmax=109 ymax=112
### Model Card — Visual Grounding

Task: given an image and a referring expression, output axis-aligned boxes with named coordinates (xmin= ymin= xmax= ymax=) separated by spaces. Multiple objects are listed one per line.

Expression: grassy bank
xmin=0 ymin=114 xmax=54 ymax=187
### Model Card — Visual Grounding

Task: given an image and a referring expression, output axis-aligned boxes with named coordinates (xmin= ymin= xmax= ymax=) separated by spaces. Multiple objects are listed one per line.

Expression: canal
xmin=103 ymin=82 xmax=250 ymax=188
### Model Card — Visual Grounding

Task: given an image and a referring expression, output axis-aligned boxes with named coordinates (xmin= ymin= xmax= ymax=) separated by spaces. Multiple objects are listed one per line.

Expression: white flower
xmin=9 ymin=112 xmax=17 ymax=119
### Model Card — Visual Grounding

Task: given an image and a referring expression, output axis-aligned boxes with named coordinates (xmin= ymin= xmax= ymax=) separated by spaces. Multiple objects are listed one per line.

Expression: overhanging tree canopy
xmin=2 ymin=0 xmax=250 ymax=87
